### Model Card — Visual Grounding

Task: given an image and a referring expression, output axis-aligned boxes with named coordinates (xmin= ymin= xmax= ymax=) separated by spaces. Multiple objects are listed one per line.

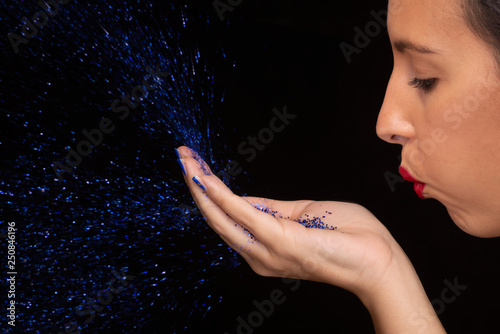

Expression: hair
xmin=462 ymin=0 xmax=500 ymax=67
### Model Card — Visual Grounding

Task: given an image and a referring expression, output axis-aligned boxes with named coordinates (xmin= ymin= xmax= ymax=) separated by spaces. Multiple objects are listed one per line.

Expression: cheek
xmin=417 ymin=85 xmax=500 ymax=197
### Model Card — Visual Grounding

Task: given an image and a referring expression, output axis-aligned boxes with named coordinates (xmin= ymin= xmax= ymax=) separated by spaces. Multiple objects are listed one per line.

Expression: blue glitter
xmin=1 ymin=1 xmax=239 ymax=333
xmin=251 ymin=204 xmax=337 ymax=230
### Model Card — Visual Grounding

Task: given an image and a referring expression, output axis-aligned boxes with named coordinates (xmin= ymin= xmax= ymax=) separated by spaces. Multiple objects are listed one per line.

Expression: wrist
xmin=358 ymin=251 xmax=446 ymax=334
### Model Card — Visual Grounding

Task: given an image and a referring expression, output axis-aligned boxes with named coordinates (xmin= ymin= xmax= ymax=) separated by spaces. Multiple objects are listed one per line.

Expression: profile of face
xmin=376 ymin=0 xmax=500 ymax=237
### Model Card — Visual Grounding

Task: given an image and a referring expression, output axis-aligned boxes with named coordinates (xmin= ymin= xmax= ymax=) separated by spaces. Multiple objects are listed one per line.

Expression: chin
xmin=448 ymin=209 xmax=500 ymax=238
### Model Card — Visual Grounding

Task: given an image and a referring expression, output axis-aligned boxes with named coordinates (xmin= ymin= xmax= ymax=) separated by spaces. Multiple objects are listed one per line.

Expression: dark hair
xmin=463 ymin=0 xmax=500 ymax=66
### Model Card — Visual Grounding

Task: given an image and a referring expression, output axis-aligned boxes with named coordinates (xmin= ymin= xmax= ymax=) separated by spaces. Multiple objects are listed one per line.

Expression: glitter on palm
xmin=252 ymin=204 xmax=337 ymax=230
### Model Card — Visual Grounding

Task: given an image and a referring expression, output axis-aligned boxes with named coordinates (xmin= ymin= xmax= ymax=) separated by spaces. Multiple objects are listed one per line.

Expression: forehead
xmin=387 ymin=0 xmax=467 ymax=47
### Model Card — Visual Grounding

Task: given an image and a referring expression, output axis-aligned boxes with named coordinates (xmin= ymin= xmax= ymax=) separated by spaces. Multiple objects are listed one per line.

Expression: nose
xmin=376 ymin=72 xmax=415 ymax=145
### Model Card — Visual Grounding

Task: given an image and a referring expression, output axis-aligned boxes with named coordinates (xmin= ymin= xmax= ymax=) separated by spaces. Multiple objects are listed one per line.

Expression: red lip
xmin=399 ymin=166 xmax=426 ymax=199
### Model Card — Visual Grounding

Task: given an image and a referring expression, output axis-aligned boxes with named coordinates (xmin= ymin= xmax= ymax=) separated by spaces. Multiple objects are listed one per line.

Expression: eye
xmin=408 ymin=77 xmax=438 ymax=93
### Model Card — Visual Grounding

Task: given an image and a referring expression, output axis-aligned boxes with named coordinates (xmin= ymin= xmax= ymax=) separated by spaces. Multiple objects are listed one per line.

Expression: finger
xmin=190 ymin=173 xmax=283 ymax=245
xmin=177 ymin=147 xmax=270 ymax=255
xmin=189 ymin=179 xmax=266 ymax=255
xmin=219 ymin=233 xmax=259 ymax=261
xmin=190 ymin=181 xmax=268 ymax=257
xmin=177 ymin=147 xmax=282 ymax=245
xmin=177 ymin=146 xmax=213 ymax=176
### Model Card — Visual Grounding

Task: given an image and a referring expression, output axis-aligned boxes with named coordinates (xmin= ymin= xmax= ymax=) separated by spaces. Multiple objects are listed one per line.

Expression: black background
xmin=2 ymin=0 xmax=500 ymax=333
xmin=181 ymin=1 xmax=500 ymax=333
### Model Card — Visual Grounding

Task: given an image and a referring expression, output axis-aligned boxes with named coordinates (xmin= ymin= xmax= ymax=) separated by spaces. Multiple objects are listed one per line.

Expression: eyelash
xmin=408 ymin=77 xmax=438 ymax=93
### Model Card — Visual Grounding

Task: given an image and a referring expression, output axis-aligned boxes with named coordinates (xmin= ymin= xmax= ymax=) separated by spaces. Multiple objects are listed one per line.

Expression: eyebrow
xmin=392 ymin=39 xmax=441 ymax=55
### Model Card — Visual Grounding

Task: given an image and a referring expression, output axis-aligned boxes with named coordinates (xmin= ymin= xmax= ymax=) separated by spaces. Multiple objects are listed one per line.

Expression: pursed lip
xmin=399 ymin=166 xmax=426 ymax=199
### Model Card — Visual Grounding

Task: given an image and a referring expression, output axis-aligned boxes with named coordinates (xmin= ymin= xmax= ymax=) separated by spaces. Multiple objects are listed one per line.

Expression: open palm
xmin=176 ymin=146 xmax=409 ymax=298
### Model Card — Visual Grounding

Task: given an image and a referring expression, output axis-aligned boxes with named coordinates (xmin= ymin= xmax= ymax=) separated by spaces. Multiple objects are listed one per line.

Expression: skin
xmin=179 ymin=0 xmax=500 ymax=332
xmin=379 ymin=0 xmax=500 ymax=237
xmin=178 ymin=146 xmax=445 ymax=333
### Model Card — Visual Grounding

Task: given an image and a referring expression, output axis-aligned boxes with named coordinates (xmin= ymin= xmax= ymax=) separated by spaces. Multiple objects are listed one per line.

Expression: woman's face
xmin=377 ymin=0 xmax=500 ymax=237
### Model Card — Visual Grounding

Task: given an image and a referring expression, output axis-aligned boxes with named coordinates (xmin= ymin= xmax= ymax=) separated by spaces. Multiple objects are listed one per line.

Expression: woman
xmin=176 ymin=0 xmax=500 ymax=332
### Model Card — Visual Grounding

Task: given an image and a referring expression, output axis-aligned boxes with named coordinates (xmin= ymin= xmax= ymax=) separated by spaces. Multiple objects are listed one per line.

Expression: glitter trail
xmin=0 ymin=1 xmax=337 ymax=333
xmin=0 ymin=1 xmax=238 ymax=333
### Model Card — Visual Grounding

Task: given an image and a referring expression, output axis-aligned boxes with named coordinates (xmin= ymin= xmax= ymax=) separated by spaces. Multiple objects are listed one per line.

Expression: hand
xmin=176 ymin=146 xmax=404 ymax=298
xmin=176 ymin=146 xmax=446 ymax=333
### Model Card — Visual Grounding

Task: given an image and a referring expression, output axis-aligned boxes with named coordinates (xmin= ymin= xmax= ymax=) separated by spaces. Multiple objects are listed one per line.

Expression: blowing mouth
xmin=399 ymin=166 xmax=426 ymax=199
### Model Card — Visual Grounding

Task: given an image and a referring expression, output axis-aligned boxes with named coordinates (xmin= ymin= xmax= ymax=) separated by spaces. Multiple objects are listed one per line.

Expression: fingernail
xmin=192 ymin=176 xmax=206 ymax=191
xmin=175 ymin=148 xmax=186 ymax=175
xmin=189 ymin=148 xmax=211 ymax=176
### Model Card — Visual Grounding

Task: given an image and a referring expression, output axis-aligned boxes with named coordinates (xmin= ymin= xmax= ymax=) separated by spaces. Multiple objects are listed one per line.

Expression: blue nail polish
xmin=192 ymin=176 xmax=206 ymax=191
xmin=174 ymin=148 xmax=186 ymax=175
